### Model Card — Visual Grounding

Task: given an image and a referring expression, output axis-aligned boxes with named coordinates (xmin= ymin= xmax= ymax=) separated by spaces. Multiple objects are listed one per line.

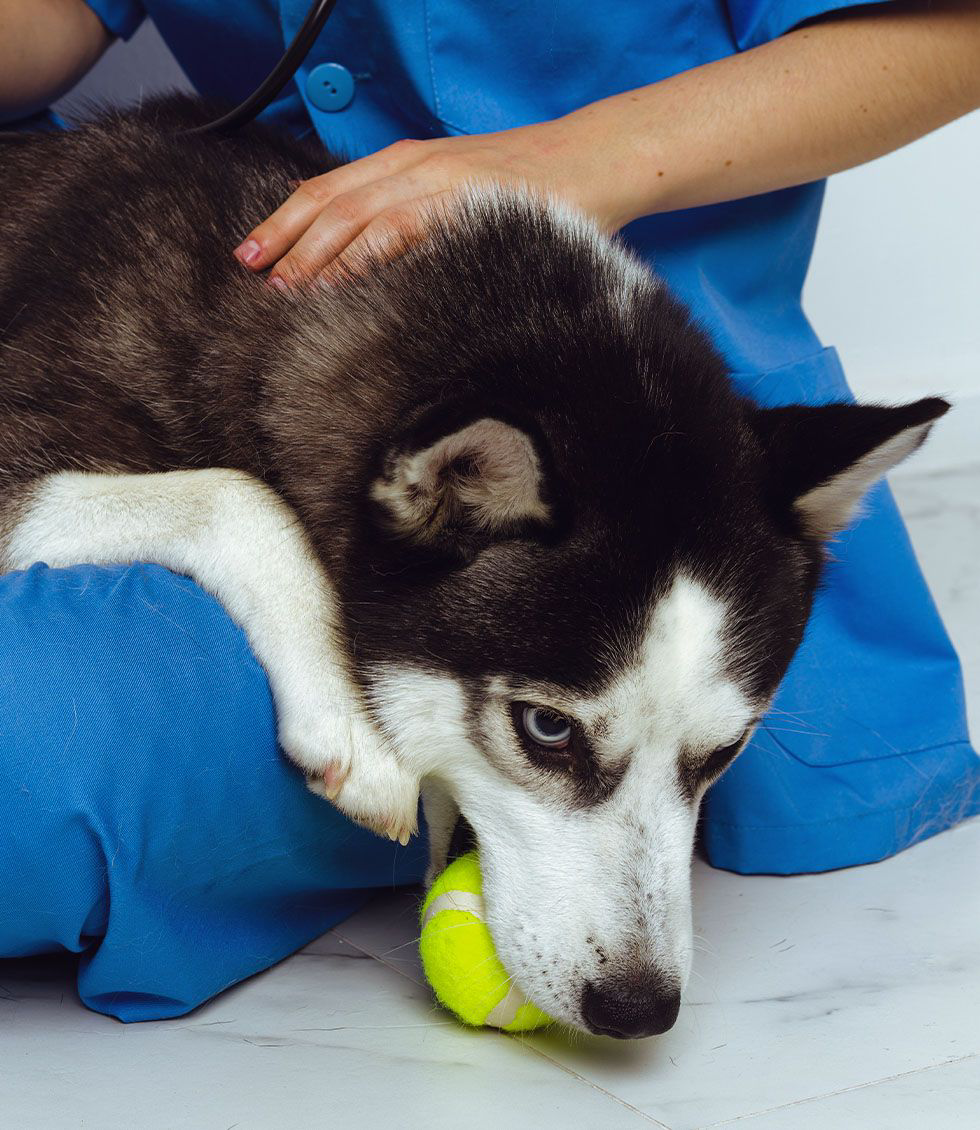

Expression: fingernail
xmin=268 ymin=275 xmax=289 ymax=292
xmin=234 ymin=238 xmax=262 ymax=266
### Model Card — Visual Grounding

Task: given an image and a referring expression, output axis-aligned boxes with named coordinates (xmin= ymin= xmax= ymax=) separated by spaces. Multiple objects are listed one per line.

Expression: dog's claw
xmin=381 ymin=815 xmax=415 ymax=847
xmin=322 ymin=759 xmax=349 ymax=800
xmin=288 ymin=712 xmax=420 ymax=846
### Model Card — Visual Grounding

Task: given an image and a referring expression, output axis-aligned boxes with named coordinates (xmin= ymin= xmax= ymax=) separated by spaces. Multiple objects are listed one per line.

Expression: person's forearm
xmin=236 ymin=0 xmax=980 ymax=281
xmin=0 ymin=0 xmax=111 ymax=122
xmin=570 ymin=0 xmax=980 ymax=227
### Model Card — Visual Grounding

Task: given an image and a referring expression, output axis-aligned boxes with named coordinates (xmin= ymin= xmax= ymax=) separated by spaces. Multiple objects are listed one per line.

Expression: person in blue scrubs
xmin=1 ymin=0 xmax=978 ymax=1019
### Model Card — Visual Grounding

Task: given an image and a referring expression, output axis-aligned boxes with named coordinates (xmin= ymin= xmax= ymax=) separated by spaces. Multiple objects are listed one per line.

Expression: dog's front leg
xmin=0 ymin=468 xmax=420 ymax=843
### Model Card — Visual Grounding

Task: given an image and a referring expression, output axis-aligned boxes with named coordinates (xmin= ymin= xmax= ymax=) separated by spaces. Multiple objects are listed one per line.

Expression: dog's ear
xmin=370 ymin=414 xmax=552 ymax=551
xmin=751 ymin=397 xmax=949 ymax=539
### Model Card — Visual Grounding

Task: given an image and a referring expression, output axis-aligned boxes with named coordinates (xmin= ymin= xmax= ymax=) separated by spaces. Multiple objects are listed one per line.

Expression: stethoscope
xmin=0 ymin=0 xmax=339 ymax=142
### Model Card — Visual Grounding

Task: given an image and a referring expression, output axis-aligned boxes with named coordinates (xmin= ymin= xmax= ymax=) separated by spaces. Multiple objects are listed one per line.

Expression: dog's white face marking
xmin=368 ymin=572 xmax=757 ymax=1034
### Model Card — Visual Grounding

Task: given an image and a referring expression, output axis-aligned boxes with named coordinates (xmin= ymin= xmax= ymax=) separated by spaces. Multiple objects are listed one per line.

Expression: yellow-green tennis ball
xmin=419 ymin=850 xmax=553 ymax=1032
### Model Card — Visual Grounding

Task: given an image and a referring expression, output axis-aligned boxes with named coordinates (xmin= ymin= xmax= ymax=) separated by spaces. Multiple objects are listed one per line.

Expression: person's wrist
xmin=551 ymin=101 xmax=665 ymax=232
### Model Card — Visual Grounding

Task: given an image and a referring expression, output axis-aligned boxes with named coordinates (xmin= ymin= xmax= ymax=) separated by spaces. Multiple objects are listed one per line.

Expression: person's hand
xmin=233 ymin=113 xmax=639 ymax=287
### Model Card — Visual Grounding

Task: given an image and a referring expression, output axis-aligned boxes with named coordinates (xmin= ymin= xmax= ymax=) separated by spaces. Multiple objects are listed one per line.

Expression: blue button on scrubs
xmin=3 ymin=0 xmax=975 ymax=1019
xmin=306 ymin=62 xmax=356 ymax=112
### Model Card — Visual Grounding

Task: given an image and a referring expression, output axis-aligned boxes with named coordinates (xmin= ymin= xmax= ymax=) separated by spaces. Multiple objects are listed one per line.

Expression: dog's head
xmin=316 ymin=190 xmax=947 ymax=1036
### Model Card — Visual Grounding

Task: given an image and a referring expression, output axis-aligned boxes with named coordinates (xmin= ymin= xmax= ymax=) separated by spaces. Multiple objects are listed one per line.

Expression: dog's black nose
xmin=581 ymin=971 xmax=681 ymax=1039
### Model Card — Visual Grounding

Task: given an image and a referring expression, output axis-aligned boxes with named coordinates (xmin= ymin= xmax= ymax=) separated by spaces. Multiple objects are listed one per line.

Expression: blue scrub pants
xmin=0 ymin=563 xmax=426 ymax=1021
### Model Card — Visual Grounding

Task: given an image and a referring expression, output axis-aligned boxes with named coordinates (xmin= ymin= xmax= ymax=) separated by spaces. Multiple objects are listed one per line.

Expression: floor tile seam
xmin=696 ymin=1051 xmax=980 ymax=1129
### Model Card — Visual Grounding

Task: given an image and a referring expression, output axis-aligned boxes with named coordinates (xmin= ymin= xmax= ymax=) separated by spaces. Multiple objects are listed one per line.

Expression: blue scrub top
xmin=89 ymin=0 xmax=881 ymax=378
xmin=2 ymin=0 xmax=974 ymax=1021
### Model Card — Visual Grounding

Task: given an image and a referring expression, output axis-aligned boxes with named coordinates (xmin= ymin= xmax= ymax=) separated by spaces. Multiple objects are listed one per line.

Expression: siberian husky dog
xmin=0 ymin=97 xmax=946 ymax=1038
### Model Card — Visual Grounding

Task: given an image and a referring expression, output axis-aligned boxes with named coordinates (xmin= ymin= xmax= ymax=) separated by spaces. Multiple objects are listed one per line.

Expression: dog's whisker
xmin=762 ymin=725 xmax=831 ymax=738
xmin=379 ymin=935 xmax=426 ymax=956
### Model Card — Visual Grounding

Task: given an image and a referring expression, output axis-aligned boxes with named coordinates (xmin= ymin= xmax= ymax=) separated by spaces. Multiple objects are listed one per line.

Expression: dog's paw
xmin=320 ymin=746 xmax=420 ymax=845
xmin=284 ymin=711 xmax=420 ymax=845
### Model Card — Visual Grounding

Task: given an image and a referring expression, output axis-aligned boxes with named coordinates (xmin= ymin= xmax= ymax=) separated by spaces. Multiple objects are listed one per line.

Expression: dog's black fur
xmin=0 ymin=95 xmax=947 ymax=802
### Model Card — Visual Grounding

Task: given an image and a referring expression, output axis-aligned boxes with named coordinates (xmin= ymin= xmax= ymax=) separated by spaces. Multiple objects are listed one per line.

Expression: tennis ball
xmin=419 ymin=850 xmax=553 ymax=1032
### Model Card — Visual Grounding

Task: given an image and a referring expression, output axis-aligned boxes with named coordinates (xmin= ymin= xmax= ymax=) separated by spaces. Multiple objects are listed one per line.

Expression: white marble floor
xmin=1 ymin=459 xmax=978 ymax=1130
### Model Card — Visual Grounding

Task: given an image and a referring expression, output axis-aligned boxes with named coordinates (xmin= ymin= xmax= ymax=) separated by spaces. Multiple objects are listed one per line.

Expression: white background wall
xmin=805 ymin=112 xmax=980 ymax=473
xmin=60 ymin=22 xmax=980 ymax=474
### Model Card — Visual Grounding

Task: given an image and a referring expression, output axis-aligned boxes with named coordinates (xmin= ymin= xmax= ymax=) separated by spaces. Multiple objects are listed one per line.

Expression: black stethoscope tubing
xmin=0 ymin=0 xmax=339 ymax=142
xmin=181 ymin=0 xmax=339 ymax=135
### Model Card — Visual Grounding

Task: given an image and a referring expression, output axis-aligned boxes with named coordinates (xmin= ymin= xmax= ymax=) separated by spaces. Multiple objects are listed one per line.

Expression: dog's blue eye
xmin=521 ymin=705 xmax=572 ymax=749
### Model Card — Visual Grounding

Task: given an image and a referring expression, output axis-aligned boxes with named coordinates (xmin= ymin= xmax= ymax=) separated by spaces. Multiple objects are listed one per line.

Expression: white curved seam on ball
xmin=421 ymin=889 xmax=486 ymax=930
xmin=485 ymin=983 xmax=527 ymax=1028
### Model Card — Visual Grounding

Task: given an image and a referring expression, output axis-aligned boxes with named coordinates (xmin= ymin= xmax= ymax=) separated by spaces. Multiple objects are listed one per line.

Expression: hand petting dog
xmin=232 ymin=117 xmax=624 ymax=288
